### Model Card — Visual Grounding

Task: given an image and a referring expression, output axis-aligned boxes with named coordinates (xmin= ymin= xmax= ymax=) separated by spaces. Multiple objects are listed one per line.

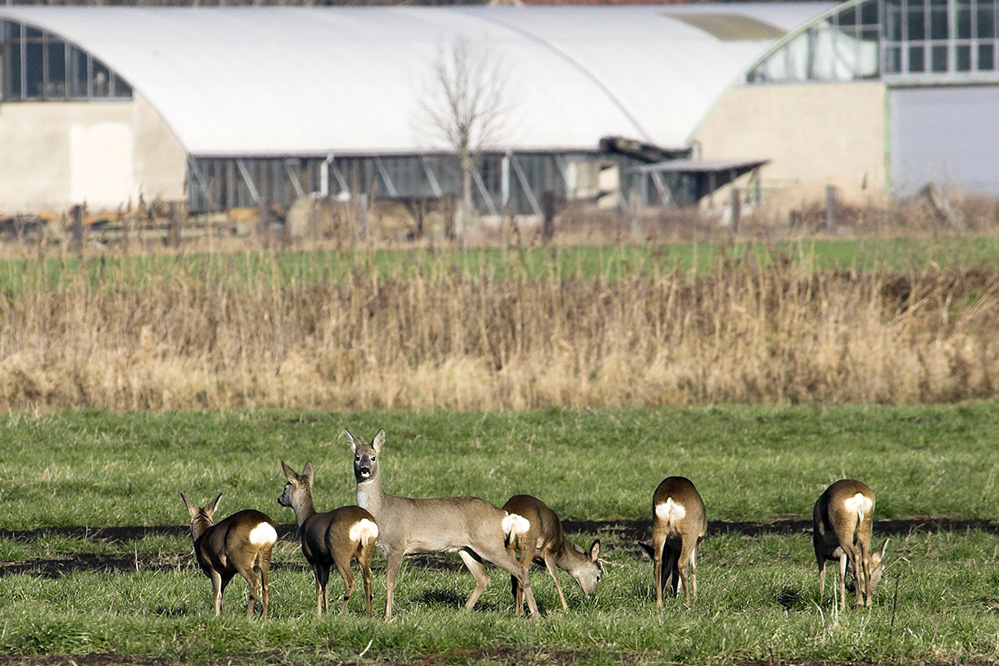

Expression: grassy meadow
xmin=1 ymin=407 xmax=999 ymax=665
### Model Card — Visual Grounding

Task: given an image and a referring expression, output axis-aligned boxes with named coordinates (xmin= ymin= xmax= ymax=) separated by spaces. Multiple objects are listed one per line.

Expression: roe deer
xmin=813 ymin=478 xmax=888 ymax=609
xmin=639 ymin=476 xmax=706 ymax=609
xmin=502 ymin=494 xmax=601 ymax=615
xmin=278 ymin=460 xmax=379 ymax=616
xmin=181 ymin=493 xmax=277 ymax=618
xmin=345 ymin=427 xmax=540 ymax=618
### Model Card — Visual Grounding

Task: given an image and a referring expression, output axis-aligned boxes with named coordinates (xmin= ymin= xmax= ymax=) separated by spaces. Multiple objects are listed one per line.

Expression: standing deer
xmin=502 ymin=494 xmax=601 ymax=615
xmin=278 ymin=461 xmax=379 ymax=616
xmin=181 ymin=493 xmax=277 ymax=618
xmin=813 ymin=478 xmax=889 ymax=609
xmin=345 ymin=427 xmax=540 ymax=618
xmin=640 ymin=476 xmax=706 ymax=609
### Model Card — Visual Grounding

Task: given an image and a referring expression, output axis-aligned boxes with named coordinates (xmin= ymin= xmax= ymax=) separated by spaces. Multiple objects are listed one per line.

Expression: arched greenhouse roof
xmin=0 ymin=3 xmax=836 ymax=157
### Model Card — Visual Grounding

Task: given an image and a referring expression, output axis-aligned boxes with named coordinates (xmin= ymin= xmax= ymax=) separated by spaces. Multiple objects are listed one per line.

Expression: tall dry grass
xmin=0 ymin=247 xmax=997 ymax=411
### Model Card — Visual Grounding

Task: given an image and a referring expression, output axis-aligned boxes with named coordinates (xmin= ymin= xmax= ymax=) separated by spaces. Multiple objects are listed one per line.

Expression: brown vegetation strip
xmin=2 ymin=260 xmax=999 ymax=410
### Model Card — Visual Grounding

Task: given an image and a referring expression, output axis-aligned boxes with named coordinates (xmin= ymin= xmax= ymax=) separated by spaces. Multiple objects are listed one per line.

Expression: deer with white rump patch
xmin=813 ymin=478 xmax=888 ymax=609
xmin=181 ymin=493 xmax=277 ymax=618
xmin=640 ymin=476 xmax=706 ymax=609
xmin=345 ymin=427 xmax=540 ymax=618
xmin=278 ymin=461 xmax=379 ymax=616
xmin=502 ymin=494 xmax=602 ymax=615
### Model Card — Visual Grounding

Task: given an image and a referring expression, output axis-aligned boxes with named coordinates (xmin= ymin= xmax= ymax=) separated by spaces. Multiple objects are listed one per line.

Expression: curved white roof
xmin=0 ymin=3 xmax=834 ymax=156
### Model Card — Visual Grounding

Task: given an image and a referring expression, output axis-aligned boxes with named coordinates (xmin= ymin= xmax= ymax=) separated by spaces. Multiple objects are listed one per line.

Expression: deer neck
xmin=291 ymin=493 xmax=317 ymax=528
xmin=355 ymin=474 xmax=385 ymax=516
xmin=555 ymin=542 xmax=586 ymax=573
xmin=189 ymin=516 xmax=212 ymax=543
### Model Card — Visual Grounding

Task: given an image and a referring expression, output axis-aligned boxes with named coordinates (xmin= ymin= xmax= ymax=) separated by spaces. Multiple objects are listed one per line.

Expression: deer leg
xmin=210 ymin=570 xmax=225 ymax=616
xmin=543 ymin=551 xmax=568 ymax=612
xmin=384 ymin=550 xmax=405 ymax=619
xmin=335 ymin=559 xmax=356 ymax=615
xmin=838 ymin=552 xmax=850 ymax=611
xmin=481 ymin=546 xmax=539 ymax=618
xmin=677 ymin=540 xmax=697 ymax=608
xmin=258 ymin=547 xmax=272 ymax=619
xmin=458 ymin=548 xmax=491 ymax=611
xmin=652 ymin=531 xmax=667 ymax=608
xmin=236 ymin=565 xmax=260 ymax=619
xmin=815 ymin=548 xmax=828 ymax=604
xmin=359 ymin=544 xmax=374 ymax=616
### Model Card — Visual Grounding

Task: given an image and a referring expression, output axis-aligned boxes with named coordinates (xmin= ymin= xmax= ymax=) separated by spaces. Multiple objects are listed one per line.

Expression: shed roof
xmin=0 ymin=3 xmax=835 ymax=157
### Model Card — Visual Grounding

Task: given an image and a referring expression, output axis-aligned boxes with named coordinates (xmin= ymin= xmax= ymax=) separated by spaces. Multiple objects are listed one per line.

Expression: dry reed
xmin=0 ymin=247 xmax=997 ymax=411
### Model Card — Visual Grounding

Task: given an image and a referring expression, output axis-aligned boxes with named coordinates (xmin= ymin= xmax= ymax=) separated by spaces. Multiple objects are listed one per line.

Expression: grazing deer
xmin=502 ymin=494 xmax=601 ymax=615
xmin=639 ymin=476 xmax=707 ymax=609
xmin=278 ymin=460 xmax=379 ymax=616
xmin=813 ymin=478 xmax=889 ymax=609
xmin=345 ymin=427 xmax=540 ymax=619
xmin=181 ymin=493 xmax=277 ymax=618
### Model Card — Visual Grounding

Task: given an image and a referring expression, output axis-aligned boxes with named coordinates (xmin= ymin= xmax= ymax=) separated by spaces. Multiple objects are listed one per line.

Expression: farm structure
xmin=0 ymin=0 xmax=996 ymax=220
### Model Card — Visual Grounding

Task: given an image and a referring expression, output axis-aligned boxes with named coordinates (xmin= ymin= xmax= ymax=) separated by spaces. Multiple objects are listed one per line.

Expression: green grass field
xmin=1 ymin=406 xmax=998 ymax=665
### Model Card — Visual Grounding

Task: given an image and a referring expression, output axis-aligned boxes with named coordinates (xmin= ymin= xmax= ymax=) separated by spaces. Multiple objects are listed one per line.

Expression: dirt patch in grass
xmin=2 ymin=517 xmax=996 ymax=578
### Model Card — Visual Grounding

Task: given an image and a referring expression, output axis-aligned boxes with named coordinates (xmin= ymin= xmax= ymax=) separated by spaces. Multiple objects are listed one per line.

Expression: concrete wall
xmin=0 ymin=94 xmax=186 ymax=214
xmin=694 ymin=81 xmax=888 ymax=211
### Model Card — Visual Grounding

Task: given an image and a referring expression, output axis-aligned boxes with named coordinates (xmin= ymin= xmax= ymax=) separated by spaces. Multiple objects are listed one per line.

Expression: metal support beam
xmin=283 ymin=159 xmax=305 ymax=198
xmin=510 ymin=154 xmax=542 ymax=216
xmin=472 ymin=167 xmax=499 ymax=216
xmin=374 ymin=156 xmax=399 ymax=197
xmin=187 ymin=158 xmax=217 ymax=211
xmin=235 ymin=158 xmax=261 ymax=204
xmin=420 ymin=156 xmax=444 ymax=198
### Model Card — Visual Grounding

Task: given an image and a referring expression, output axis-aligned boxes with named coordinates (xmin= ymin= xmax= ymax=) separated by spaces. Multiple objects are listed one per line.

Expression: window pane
xmin=92 ymin=58 xmax=110 ymax=96
xmin=111 ymin=73 xmax=132 ymax=99
xmin=930 ymin=0 xmax=949 ymax=39
xmin=977 ymin=4 xmax=996 ymax=37
xmin=931 ymin=44 xmax=948 ymax=70
xmin=909 ymin=44 xmax=926 ymax=71
xmin=957 ymin=44 xmax=972 ymax=70
xmin=956 ymin=0 xmax=972 ymax=38
xmin=25 ymin=41 xmax=43 ymax=98
xmin=2 ymin=39 xmax=22 ymax=99
xmin=47 ymin=41 xmax=65 ymax=99
xmin=886 ymin=44 xmax=902 ymax=72
xmin=68 ymin=46 xmax=87 ymax=98
xmin=907 ymin=3 xmax=926 ymax=39
xmin=978 ymin=42 xmax=995 ymax=69
xmin=25 ymin=26 xmax=42 ymax=39
xmin=884 ymin=0 xmax=903 ymax=40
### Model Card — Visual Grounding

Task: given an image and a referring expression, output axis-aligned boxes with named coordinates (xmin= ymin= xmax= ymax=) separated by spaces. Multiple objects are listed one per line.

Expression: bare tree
xmin=417 ymin=35 xmax=514 ymax=241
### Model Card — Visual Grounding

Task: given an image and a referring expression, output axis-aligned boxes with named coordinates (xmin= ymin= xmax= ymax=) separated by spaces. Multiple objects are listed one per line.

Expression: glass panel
xmin=956 ymin=0 xmax=972 ymax=38
xmin=978 ymin=42 xmax=995 ymax=68
xmin=68 ymin=45 xmax=88 ymax=98
xmin=885 ymin=44 xmax=902 ymax=72
xmin=92 ymin=57 xmax=110 ymax=96
xmin=46 ymin=41 xmax=65 ymax=99
xmin=111 ymin=73 xmax=132 ymax=99
xmin=956 ymin=44 xmax=972 ymax=70
xmin=931 ymin=43 xmax=949 ymax=70
xmin=884 ymin=0 xmax=903 ymax=40
xmin=861 ymin=0 xmax=879 ymax=26
xmin=930 ymin=0 xmax=949 ymax=39
xmin=909 ymin=44 xmax=926 ymax=70
xmin=25 ymin=26 xmax=42 ymax=40
xmin=2 ymin=39 xmax=22 ymax=99
xmin=977 ymin=4 xmax=996 ymax=37
xmin=24 ymin=41 xmax=43 ymax=98
xmin=907 ymin=1 xmax=926 ymax=39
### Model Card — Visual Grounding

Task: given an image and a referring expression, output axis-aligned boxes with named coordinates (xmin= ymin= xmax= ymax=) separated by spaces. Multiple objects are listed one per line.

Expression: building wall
xmin=694 ymin=81 xmax=888 ymax=209
xmin=0 ymin=94 xmax=186 ymax=214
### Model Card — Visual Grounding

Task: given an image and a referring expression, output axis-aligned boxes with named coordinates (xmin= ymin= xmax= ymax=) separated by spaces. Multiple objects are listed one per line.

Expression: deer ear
xmin=637 ymin=541 xmax=655 ymax=561
xmin=206 ymin=493 xmax=222 ymax=517
xmin=373 ymin=428 xmax=386 ymax=453
xmin=875 ymin=537 xmax=889 ymax=558
xmin=589 ymin=539 xmax=601 ymax=561
xmin=281 ymin=460 xmax=297 ymax=481
xmin=181 ymin=493 xmax=198 ymax=518
xmin=303 ymin=461 xmax=315 ymax=480
xmin=344 ymin=429 xmax=358 ymax=452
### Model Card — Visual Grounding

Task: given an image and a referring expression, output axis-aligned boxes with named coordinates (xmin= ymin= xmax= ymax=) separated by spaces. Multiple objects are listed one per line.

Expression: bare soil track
xmin=2 ymin=516 xmax=995 ymax=579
